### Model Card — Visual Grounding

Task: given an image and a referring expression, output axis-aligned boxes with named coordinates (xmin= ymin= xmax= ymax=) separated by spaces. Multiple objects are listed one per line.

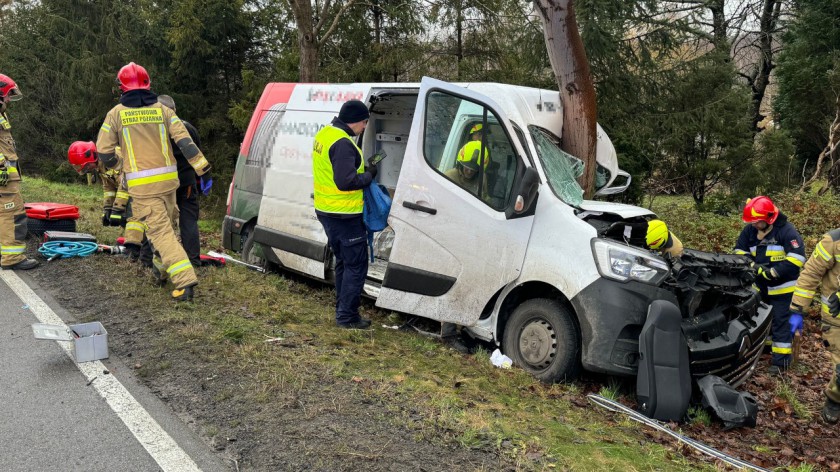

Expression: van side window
xmin=423 ymin=91 xmax=518 ymax=211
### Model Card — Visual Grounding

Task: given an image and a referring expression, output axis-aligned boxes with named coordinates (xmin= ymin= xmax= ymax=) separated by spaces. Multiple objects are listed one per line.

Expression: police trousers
xmin=317 ymin=214 xmax=368 ymax=325
xmin=131 ymin=193 xmax=197 ymax=290
xmin=0 ymin=182 xmax=27 ymax=267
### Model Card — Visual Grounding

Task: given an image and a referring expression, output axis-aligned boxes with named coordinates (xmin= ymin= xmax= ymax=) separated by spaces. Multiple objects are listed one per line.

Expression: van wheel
xmin=502 ymin=298 xmax=581 ymax=383
xmin=241 ymin=228 xmax=265 ymax=266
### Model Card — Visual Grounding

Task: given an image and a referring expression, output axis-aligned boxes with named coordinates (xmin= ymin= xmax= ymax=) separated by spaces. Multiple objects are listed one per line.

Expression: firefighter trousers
xmin=823 ymin=317 xmax=840 ymax=403
xmin=131 ymin=193 xmax=197 ymax=290
xmin=767 ymin=294 xmax=793 ymax=368
xmin=0 ymin=182 xmax=28 ymax=267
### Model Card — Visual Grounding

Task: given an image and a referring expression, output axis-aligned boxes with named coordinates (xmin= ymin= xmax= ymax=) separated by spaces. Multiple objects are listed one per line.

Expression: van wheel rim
xmin=518 ymin=319 xmax=557 ymax=368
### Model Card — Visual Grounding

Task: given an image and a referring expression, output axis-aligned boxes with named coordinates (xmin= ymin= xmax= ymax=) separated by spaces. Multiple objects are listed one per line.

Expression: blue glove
xmin=789 ymin=313 xmax=803 ymax=335
xmin=199 ymin=175 xmax=213 ymax=196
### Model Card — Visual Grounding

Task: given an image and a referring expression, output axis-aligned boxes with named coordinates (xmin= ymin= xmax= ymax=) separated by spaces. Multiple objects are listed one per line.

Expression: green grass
xmin=21 ymin=177 xmax=708 ymax=470
xmin=775 ymin=380 xmax=813 ymax=421
xmin=687 ymin=406 xmax=711 ymax=427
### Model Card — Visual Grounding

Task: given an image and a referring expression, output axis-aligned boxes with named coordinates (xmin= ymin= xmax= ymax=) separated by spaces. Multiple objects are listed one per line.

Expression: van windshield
xmin=528 ymin=126 xmax=584 ymax=206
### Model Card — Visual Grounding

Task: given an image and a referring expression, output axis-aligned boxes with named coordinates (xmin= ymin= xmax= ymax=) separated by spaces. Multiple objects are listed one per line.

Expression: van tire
xmin=502 ymin=298 xmax=581 ymax=383
xmin=241 ymin=228 xmax=265 ymax=267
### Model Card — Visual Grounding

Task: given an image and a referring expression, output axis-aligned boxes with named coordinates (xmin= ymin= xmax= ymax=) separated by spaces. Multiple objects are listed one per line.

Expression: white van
xmin=223 ymin=78 xmax=771 ymax=384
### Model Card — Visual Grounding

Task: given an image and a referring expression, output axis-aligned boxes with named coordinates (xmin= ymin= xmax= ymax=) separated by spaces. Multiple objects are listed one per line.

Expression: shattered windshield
xmin=529 ymin=126 xmax=584 ymax=206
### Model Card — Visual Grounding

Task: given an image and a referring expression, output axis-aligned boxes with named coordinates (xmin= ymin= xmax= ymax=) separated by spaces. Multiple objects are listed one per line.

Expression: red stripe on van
xmin=239 ymin=82 xmax=297 ymax=156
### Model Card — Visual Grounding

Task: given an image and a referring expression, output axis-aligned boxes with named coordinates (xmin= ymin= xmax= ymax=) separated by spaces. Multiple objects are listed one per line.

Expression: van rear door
xmin=375 ymin=77 xmax=536 ymax=327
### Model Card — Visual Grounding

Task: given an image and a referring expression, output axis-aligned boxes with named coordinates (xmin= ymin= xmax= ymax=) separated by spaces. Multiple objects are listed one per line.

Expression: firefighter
xmin=0 ymin=73 xmax=38 ymax=270
xmin=313 ymin=99 xmax=377 ymax=329
xmin=734 ymin=196 xmax=805 ymax=374
xmin=445 ymin=124 xmax=490 ymax=195
xmin=645 ymin=219 xmax=684 ymax=258
xmin=67 ymin=142 xmax=131 ymax=227
xmin=96 ymin=63 xmax=211 ymax=301
xmin=790 ymin=228 xmax=840 ymax=424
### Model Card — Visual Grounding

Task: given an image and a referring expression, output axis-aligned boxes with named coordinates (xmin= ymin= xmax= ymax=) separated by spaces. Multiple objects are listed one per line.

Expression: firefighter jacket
xmin=792 ymin=228 xmax=840 ymax=317
xmin=97 ymin=159 xmax=129 ymax=212
xmin=0 ymin=111 xmax=21 ymax=182
xmin=96 ymin=103 xmax=210 ymax=198
xmin=734 ymin=212 xmax=806 ymax=296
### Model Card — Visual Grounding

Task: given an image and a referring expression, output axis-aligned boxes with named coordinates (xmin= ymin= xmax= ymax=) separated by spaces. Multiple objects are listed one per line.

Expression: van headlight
xmin=591 ymin=239 xmax=670 ymax=285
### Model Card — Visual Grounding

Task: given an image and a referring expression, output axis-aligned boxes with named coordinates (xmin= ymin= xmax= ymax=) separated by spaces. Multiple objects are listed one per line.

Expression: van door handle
xmin=403 ymin=201 xmax=437 ymax=215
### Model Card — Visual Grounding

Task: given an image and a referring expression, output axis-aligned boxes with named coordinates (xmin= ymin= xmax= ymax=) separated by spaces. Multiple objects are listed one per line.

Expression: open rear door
xmin=375 ymin=77 xmax=536 ymax=327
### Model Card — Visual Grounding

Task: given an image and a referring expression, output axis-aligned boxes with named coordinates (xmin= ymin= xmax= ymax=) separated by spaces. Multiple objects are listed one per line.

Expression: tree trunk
xmin=749 ymin=0 xmax=780 ymax=134
xmin=534 ymin=0 xmax=598 ymax=198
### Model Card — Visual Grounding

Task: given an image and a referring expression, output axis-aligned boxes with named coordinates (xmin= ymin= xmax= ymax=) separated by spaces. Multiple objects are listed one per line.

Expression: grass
xmin=687 ymin=406 xmax=711 ymax=427
xmin=775 ymin=380 xmax=813 ymax=421
xmin=22 ymin=177 xmax=709 ymax=470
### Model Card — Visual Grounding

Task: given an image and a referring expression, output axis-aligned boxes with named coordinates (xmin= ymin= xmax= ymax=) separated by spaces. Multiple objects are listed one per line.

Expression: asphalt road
xmin=0 ymin=269 xmax=229 ymax=472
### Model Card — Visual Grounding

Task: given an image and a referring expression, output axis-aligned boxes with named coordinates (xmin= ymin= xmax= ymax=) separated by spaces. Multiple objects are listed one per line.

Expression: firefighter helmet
xmin=469 ymin=123 xmax=483 ymax=135
xmin=456 ymin=157 xmax=480 ymax=180
xmin=0 ymin=74 xmax=23 ymax=101
xmin=67 ymin=141 xmax=98 ymax=174
xmin=742 ymin=196 xmax=778 ymax=224
xmin=646 ymin=219 xmax=669 ymax=250
xmin=117 ymin=62 xmax=151 ymax=93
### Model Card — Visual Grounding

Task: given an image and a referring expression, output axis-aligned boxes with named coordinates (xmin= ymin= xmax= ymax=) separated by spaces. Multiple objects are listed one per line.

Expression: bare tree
xmin=286 ymin=0 xmax=360 ymax=81
xmin=533 ymin=0 xmax=597 ymax=197
xmin=801 ymin=95 xmax=840 ymax=192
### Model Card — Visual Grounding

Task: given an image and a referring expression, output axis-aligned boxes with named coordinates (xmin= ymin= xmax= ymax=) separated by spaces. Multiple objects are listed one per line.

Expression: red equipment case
xmin=25 ymin=202 xmax=80 ymax=236
xmin=25 ymin=202 xmax=81 ymax=220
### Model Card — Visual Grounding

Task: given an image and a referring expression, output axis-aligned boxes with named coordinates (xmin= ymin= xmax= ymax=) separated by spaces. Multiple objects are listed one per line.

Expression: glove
xmin=199 ymin=174 xmax=213 ymax=196
xmin=102 ymin=209 xmax=112 ymax=226
xmin=827 ymin=292 xmax=840 ymax=318
xmin=109 ymin=208 xmax=125 ymax=227
xmin=756 ymin=264 xmax=778 ymax=281
xmin=0 ymin=168 xmax=8 ymax=187
xmin=366 ymin=164 xmax=378 ymax=179
xmin=789 ymin=313 xmax=803 ymax=335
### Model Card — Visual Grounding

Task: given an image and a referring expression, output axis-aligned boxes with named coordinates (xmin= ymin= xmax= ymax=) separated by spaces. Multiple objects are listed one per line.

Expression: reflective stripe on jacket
xmin=97 ymin=159 xmax=129 ymax=211
xmin=792 ymin=228 xmax=840 ymax=319
xmin=313 ymin=125 xmax=364 ymax=215
xmin=96 ymin=103 xmax=210 ymax=197
xmin=0 ymin=112 xmax=21 ymax=182
xmin=733 ymin=212 xmax=805 ymax=297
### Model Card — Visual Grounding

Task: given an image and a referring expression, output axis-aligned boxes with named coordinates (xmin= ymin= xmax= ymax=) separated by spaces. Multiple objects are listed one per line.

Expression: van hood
xmin=577 ymin=200 xmax=655 ymax=219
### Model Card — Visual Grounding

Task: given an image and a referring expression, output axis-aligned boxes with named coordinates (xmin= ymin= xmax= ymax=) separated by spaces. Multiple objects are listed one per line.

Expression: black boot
xmin=2 ymin=258 xmax=39 ymax=270
xmin=171 ymin=284 xmax=195 ymax=302
xmin=442 ymin=335 xmax=471 ymax=354
xmin=822 ymin=398 xmax=840 ymax=425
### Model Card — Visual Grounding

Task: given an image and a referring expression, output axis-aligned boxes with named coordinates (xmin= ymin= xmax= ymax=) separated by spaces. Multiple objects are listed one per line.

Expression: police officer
xmin=313 ymin=99 xmax=376 ymax=329
xmin=67 ymin=142 xmax=131 ymax=229
xmin=154 ymin=95 xmax=208 ymax=267
xmin=0 ymin=74 xmax=38 ymax=270
xmin=790 ymin=228 xmax=840 ymax=424
xmin=96 ymin=63 xmax=211 ymax=301
xmin=734 ymin=196 xmax=805 ymax=374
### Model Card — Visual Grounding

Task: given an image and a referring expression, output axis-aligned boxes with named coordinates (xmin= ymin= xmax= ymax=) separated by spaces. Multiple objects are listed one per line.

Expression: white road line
xmin=1 ymin=270 xmax=200 ymax=472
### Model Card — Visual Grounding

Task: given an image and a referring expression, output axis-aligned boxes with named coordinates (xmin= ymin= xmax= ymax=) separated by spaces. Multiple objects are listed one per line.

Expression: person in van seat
xmin=789 ymin=227 xmax=840 ymax=424
xmin=313 ymin=99 xmax=378 ymax=329
xmin=96 ymin=62 xmax=211 ymax=302
xmin=0 ymin=73 xmax=38 ymax=270
xmin=733 ymin=196 xmax=805 ymax=374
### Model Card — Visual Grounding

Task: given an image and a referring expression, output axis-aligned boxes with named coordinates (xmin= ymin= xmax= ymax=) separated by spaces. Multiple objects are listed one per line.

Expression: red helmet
xmin=68 ymin=141 xmax=98 ymax=174
xmin=742 ymin=196 xmax=779 ymax=224
xmin=117 ymin=62 xmax=151 ymax=93
xmin=0 ymin=73 xmax=23 ymax=101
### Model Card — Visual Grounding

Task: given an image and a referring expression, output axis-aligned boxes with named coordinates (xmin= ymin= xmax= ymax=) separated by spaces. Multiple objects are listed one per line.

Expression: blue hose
xmin=38 ymin=241 xmax=99 ymax=260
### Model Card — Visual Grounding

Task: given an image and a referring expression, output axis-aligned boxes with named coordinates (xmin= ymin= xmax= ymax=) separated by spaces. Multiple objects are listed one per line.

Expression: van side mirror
xmin=514 ymin=167 xmax=540 ymax=213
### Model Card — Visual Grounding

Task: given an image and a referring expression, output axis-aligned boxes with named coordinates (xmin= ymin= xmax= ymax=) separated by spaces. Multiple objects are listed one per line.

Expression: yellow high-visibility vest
xmin=312 ymin=125 xmax=364 ymax=214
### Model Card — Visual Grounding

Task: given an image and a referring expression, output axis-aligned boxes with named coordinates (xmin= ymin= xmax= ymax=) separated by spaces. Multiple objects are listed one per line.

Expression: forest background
xmin=0 ymin=0 xmax=838 ymax=211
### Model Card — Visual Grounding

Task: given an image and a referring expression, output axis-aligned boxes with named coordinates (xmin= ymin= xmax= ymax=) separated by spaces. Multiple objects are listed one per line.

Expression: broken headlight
xmin=591 ymin=239 xmax=669 ymax=286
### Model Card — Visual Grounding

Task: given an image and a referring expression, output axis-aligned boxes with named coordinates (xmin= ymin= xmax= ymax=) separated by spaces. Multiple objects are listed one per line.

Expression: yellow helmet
xmin=469 ymin=123 xmax=483 ymax=134
xmin=646 ymin=220 xmax=669 ymax=250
